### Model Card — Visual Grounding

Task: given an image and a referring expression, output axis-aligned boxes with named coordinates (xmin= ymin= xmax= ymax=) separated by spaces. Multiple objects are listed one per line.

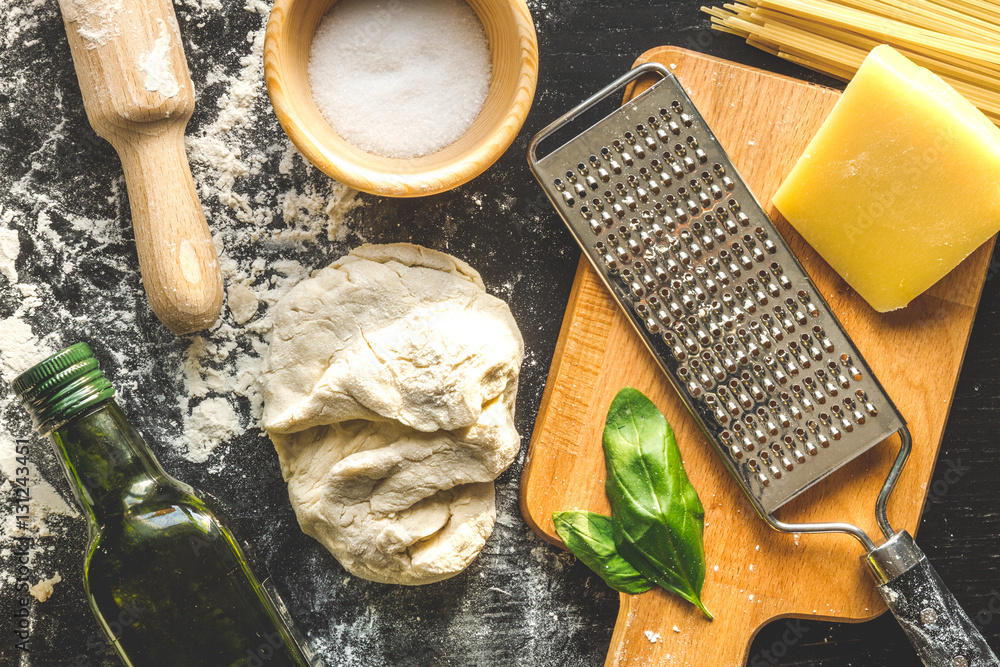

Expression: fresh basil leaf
xmin=602 ymin=387 xmax=713 ymax=619
xmin=553 ymin=510 xmax=655 ymax=595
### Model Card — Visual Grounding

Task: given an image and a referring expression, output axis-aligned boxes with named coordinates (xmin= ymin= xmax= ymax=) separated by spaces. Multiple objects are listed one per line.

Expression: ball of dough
xmin=262 ymin=243 xmax=523 ymax=585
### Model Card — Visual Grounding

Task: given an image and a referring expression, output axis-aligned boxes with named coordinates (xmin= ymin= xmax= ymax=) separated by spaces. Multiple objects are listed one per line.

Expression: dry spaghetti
xmin=702 ymin=0 xmax=1000 ymax=123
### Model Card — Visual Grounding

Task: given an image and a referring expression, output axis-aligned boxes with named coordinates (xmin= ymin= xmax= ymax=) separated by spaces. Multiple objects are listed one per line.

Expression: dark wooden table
xmin=1 ymin=0 xmax=998 ymax=665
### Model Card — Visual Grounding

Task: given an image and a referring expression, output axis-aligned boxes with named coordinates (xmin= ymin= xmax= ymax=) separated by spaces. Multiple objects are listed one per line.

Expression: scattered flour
xmin=28 ymin=572 xmax=62 ymax=602
xmin=137 ymin=20 xmax=180 ymax=98
xmin=0 ymin=317 xmax=53 ymax=384
xmin=0 ymin=238 xmax=77 ymax=567
xmin=226 ymin=279 xmax=258 ymax=324
xmin=0 ymin=431 xmax=80 ymax=533
xmin=0 ymin=215 xmax=20 ymax=284
xmin=308 ymin=0 xmax=492 ymax=158
xmin=178 ymin=3 xmax=360 ymax=464
xmin=0 ymin=0 xmax=360 ymax=562
xmin=180 ymin=397 xmax=239 ymax=463
xmin=62 ymin=0 xmax=124 ymax=46
xmin=644 ymin=630 xmax=661 ymax=643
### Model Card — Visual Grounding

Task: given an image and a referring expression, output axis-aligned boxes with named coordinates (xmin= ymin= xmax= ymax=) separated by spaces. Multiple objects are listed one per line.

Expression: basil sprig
xmin=553 ymin=387 xmax=713 ymax=619
xmin=552 ymin=511 xmax=654 ymax=595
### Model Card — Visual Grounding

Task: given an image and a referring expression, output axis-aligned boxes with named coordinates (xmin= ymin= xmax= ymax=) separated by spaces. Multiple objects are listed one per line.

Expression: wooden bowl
xmin=264 ymin=0 xmax=538 ymax=197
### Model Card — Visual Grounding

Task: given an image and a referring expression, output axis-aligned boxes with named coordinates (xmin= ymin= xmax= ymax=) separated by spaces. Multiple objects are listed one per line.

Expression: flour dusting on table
xmin=176 ymin=3 xmax=359 ymax=465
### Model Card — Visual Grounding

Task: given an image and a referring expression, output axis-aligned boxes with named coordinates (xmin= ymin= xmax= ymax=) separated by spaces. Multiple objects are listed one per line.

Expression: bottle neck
xmin=49 ymin=400 xmax=168 ymax=523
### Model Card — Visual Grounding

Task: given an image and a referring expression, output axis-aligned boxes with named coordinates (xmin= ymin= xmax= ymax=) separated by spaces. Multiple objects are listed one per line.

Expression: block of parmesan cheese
xmin=771 ymin=44 xmax=1000 ymax=312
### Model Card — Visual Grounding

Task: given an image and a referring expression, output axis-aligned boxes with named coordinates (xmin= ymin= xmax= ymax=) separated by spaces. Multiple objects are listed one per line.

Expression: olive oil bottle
xmin=12 ymin=343 xmax=314 ymax=667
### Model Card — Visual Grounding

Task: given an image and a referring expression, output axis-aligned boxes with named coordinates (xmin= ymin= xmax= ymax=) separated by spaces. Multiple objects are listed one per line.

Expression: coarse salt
xmin=308 ymin=0 xmax=492 ymax=159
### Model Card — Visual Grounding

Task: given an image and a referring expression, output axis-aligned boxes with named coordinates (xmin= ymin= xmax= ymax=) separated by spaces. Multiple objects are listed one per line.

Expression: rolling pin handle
xmin=114 ymin=128 xmax=223 ymax=334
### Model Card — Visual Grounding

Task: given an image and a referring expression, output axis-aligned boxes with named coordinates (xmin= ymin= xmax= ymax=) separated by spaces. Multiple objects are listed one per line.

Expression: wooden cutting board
xmin=520 ymin=46 xmax=996 ymax=666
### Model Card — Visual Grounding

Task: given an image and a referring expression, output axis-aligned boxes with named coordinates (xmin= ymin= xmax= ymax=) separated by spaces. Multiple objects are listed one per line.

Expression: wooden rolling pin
xmin=57 ymin=0 xmax=223 ymax=334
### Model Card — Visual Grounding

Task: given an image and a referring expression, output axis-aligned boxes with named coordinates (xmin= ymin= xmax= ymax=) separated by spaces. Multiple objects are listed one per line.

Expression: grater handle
xmin=866 ymin=531 xmax=999 ymax=666
xmin=527 ymin=62 xmax=670 ymax=166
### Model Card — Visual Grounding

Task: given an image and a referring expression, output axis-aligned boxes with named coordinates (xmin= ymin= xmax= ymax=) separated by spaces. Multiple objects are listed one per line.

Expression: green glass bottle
xmin=12 ymin=343 xmax=314 ymax=667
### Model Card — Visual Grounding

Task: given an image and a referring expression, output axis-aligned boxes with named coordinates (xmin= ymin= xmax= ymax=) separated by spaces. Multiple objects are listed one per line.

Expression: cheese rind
xmin=771 ymin=45 xmax=1000 ymax=312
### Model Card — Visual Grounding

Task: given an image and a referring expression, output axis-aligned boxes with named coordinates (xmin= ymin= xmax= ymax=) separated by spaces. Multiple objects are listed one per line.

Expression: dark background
xmin=1 ymin=0 xmax=998 ymax=665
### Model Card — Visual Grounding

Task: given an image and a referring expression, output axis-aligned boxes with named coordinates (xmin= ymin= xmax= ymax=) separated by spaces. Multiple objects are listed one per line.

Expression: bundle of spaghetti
xmin=701 ymin=0 xmax=1000 ymax=124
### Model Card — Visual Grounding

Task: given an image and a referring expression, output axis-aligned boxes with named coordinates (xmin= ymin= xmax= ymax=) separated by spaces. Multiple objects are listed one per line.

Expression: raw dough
xmin=262 ymin=243 xmax=523 ymax=585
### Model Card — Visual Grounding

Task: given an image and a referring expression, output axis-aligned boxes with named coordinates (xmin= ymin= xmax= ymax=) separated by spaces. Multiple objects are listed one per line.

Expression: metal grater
xmin=529 ymin=63 xmax=999 ymax=666
xmin=528 ymin=64 xmax=903 ymax=517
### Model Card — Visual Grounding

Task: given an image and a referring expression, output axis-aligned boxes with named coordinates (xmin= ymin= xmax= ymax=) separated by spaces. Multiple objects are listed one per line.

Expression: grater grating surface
xmin=529 ymin=64 xmax=905 ymax=518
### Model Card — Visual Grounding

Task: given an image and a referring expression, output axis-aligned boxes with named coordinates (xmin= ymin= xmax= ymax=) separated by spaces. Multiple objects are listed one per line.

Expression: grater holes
xmin=856 ymin=389 xmax=878 ymax=416
xmin=541 ymin=87 xmax=906 ymax=502
xmin=841 ymin=353 xmax=863 ymax=381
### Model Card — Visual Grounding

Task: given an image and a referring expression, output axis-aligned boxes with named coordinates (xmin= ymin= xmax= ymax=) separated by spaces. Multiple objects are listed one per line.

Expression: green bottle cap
xmin=11 ymin=342 xmax=116 ymax=435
